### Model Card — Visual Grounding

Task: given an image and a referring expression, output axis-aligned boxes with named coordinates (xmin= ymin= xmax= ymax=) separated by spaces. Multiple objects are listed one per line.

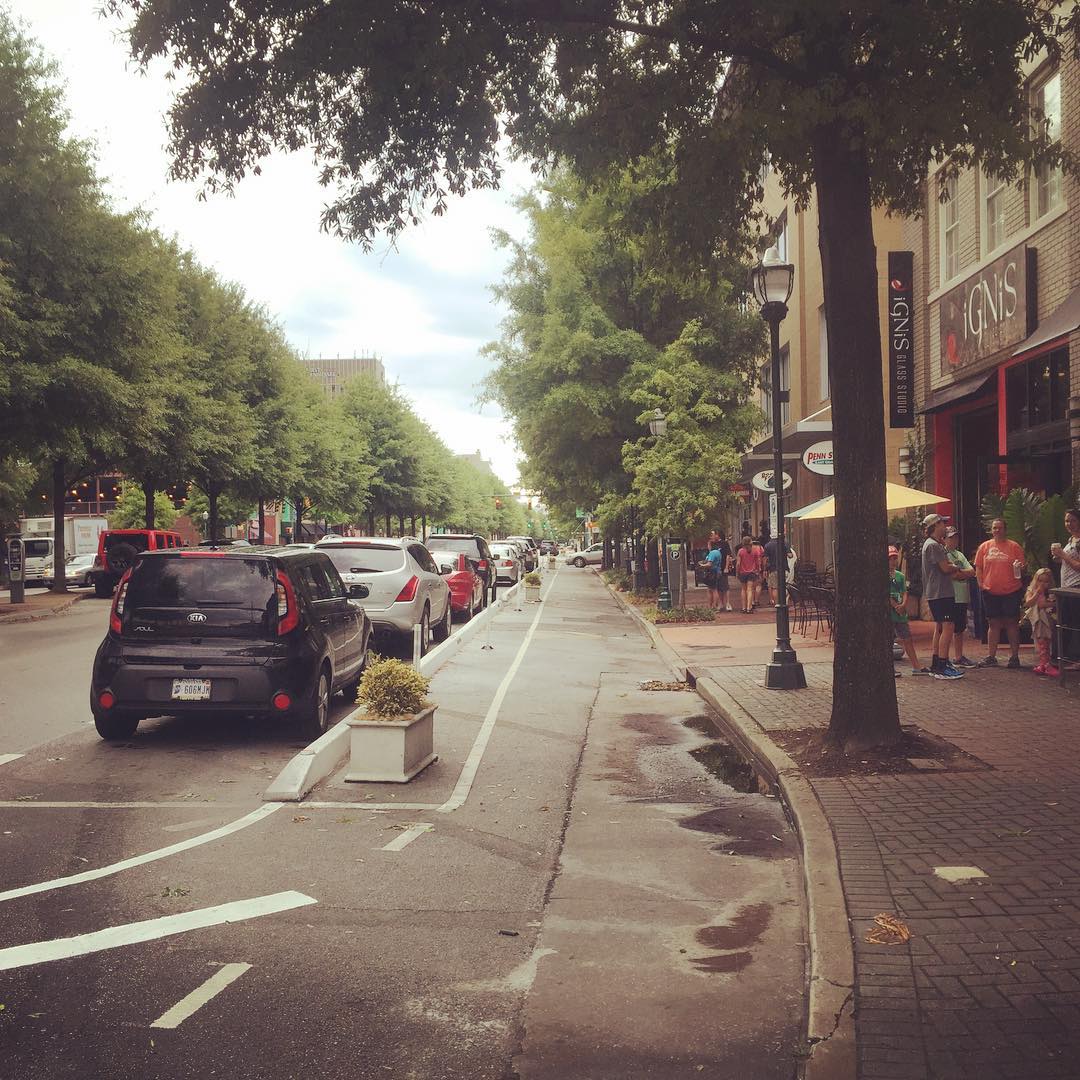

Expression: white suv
xmin=315 ymin=537 xmax=452 ymax=655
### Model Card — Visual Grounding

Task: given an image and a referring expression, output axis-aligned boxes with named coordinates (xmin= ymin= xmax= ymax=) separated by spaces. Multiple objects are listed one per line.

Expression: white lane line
xmin=150 ymin=963 xmax=252 ymax=1029
xmin=0 ymin=801 xmax=255 ymax=810
xmin=0 ymin=803 xmax=281 ymax=904
xmin=380 ymin=823 xmax=433 ymax=851
xmin=436 ymin=573 xmax=549 ymax=814
xmin=0 ymin=754 xmax=23 ymax=767
xmin=0 ymin=892 xmax=315 ymax=972
xmin=302 ymin=802 xmax=440 ymax=811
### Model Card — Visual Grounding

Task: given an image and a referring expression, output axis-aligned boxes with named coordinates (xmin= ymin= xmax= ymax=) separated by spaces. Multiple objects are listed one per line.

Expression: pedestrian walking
xmin=889 ymin=546 xmax=930 ymax=676
xmin=1051 ymin=508 xmax=1080 ymax=589
xmin=920 ymin=514 xmax=964 ymax=679
xmin=735 ymin=535 xmax=763 ymax=614
xmin=974 ymin=518 xmax=1026 ymax=669
xmin=944 ymin=527 xmax=978 ymax=667
xmin=763 ymin=534 xmax=792 ymax=611
xmin=701 ymin=537 xmax=733 ymax=611
xmin=1025 ymin=568 xmax=1059 ymax=676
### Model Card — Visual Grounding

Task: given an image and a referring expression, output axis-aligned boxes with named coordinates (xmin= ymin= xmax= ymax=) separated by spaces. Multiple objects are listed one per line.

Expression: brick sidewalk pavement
xmin=661 ymin=619 xmax=1080 ymax=1080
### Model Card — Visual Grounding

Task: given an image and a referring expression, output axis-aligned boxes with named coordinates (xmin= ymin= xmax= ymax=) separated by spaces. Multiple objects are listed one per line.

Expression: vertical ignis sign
xmin=888 ymin=252 xmax=915 ymax=429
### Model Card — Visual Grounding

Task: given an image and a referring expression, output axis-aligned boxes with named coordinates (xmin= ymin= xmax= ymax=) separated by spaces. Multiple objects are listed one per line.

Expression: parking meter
xmin=7 ymin=536 xmax=25 ymax=604
xmin=666 ymin=539 xmax=686 ymax=609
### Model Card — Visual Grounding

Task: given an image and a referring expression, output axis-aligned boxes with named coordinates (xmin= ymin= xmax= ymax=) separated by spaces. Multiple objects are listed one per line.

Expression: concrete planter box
xmin=525 ymin=584 xmax=542 ymax=602
xmin=345 ymin=705 xmax=438 ymax=783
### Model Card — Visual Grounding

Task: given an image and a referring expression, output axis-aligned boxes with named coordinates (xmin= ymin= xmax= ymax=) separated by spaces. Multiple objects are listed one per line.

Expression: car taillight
xmin=98 ymin=690 xmax=116 ymax=710
xmin=272 ymin=691 xmax=292 ymax=711
xmin=109 ymin=570 xmax=131 ymax=634
xmin=477 ymin=559 xmax=488 ymax=571
xmin=276 ymin=571 xmax=300 ymax=635
xmin=502 ymin=559 xmax=514 ymax=567
xmin=395 ymin=575 xmax=419 ymax=603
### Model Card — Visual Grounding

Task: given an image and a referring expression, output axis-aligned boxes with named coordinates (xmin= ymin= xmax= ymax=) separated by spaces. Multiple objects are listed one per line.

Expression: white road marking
xmin=0 ymin=892 xmax=315 ymax=972
xmin=0 ymin=801 xmax=254 ymax=809
xmin=302 ymin=801 xmax=440 ymax=811
xmin=150 ymin=963 xmax=252 ymax=1029
xmin=0 ymin=754 xmax=23 ymax=767
xmin=380 ymin=823 xmax=433 ymax=851
xmin=0 ymin=803 xmax=281 ymax=904
xmin=437 ymin=572 xmax=551 ymax=814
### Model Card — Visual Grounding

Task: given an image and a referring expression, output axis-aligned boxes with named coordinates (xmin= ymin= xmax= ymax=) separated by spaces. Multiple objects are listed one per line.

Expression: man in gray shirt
xmin=921 ymin=514 xmax=963 ymax=679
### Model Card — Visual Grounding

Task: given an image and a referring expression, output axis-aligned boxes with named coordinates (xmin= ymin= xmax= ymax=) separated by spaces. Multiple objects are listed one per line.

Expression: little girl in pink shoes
xmin=1024 ymin=568 xmax=1059 ymax=676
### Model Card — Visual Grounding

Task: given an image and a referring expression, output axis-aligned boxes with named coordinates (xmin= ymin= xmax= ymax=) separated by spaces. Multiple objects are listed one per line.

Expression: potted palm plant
xmin=345 ymin=657 xmax=437 ymax=783
xmin=524 ymin=570 xmax=542 ymax=602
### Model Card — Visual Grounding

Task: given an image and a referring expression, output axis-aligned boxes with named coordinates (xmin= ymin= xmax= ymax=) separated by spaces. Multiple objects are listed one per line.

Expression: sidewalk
xmin=0 ymin=587 xmax=87 ymax=623
xmin=653 ymin=599 xmax=1080 ymax=1080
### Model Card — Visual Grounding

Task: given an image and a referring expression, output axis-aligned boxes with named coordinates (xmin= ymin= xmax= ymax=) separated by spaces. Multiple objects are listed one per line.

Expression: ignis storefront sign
xmin=888 ymin=252 xmax=915 ymax=428
xmin=802 ymin=441 xmax=834 ymax=476
xmin=938 ymin=244 xmax=1029 ymax=374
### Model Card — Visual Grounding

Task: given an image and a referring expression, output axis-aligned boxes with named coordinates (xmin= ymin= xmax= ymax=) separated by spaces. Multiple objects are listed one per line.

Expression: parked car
xmin=489 ymin=542 xmax=523 ymax=585
xmin=315 ymin=536 xmax=452 ymax=653
xmin=425 ymin=534 xmax=498 ymax=606
xmin=567 ymin=542 xmax=604 ymax=568
xmin=538 ymin=539 xmax=558 ymax=556
xmin=435 ymin=551 xmax=486 ymax=620
xmin=90 ymin=548 xmax=373 ymax=741
xmin=507 ymin=536 xmax=538 ymax=572
xmin=43 ymin=552 xmax=96 ymax=589
xmin=90 ymin=529 xmax=186 ymax=598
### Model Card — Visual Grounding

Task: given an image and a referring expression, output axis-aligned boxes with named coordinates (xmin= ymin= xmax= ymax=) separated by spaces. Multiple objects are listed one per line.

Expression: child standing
xmin=889 ymin=546 xmax=930 ymax=676
xmin=1024 ymin=568 xmax=1059 ymax=676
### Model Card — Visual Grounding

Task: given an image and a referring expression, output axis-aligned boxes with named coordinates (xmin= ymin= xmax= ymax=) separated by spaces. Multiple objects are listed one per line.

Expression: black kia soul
xmin=91 ymin=549 xmax=372 ymax=741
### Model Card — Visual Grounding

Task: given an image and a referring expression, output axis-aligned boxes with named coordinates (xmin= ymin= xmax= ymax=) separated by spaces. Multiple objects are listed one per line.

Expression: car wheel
xmin=573 ymin=556 xmax=586 ymax=568
xmin=106 ymin=542 xmax=139 ymax=575
xmin=419 ymin=606 xmax=431 ymax=656
xmin=93 ymin=579 xmax=113 ymax=598
xmin=299 ymin=667 xmax=332 ymax=739
xmin=433 ymin=599 xmax=452 ymax=642
xmin=341 ymin=648 xmax=367 ymax=702
xmin=94 ymin=711 xmax=140 ymax=740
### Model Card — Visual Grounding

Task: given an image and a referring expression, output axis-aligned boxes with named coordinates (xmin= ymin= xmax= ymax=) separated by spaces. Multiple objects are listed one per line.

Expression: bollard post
xmin=412 ymin=622 xmax=422 ymax=664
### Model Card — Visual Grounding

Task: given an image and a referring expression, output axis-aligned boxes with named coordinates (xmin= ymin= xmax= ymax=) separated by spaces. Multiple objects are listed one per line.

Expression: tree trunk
xmin=293 ymin=495 xmax=303 ymax=543
xmin=421 ymin=514 xmax=427 ymax=542
xmin=143 ymin=480 xmax=155 ymax=530
xmin=646 ymin=537 xmax=660 ymax=588
xmin=814 ymin=124 xmax=901 ymax=751
xmin=368 ymin=509 xmax=376 ymax=536
xmin=258 ymin=497 xmax=265 ymax=545
xmin=385 ymin=512 xmax=391 ymax=536
xmin=398 ymin=513 xmax=406 ymax=536
xmin=50 ymin=457 xmax=67 ymax=593
xmin=208 ymin=486 xmax=220 ymax=545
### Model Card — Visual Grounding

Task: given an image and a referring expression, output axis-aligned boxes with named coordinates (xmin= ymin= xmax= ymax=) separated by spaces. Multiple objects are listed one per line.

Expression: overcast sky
xmin=8 ymin=1 xmax=532 ymax=485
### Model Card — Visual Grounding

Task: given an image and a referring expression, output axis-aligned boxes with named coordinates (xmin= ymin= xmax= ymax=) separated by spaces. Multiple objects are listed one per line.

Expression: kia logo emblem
xmin=187 ymin=612 xmax=207 ymax=623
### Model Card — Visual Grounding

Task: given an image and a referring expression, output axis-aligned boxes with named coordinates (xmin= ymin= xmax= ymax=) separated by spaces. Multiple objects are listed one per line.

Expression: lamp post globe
xmin=753 ymin=245 xmax=805 ymax=690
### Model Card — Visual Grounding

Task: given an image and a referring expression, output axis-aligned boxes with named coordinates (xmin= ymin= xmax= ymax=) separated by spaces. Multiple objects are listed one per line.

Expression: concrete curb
xmin=263 ymin=581 xmax=522 ymax=803
xmin=601 ymin=579 xmax=856 ymax=1080
xmin=0 ymin=592 xmax=87 ymax=624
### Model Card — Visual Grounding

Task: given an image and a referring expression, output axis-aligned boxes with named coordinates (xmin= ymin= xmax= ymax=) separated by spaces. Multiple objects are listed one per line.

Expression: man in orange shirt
xmin=974 ymin=518 xmax=1026 ymax=669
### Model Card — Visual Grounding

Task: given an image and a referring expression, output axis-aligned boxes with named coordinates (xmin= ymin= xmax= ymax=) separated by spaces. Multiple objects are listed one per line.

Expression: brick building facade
xmin=903 ymin=40 xmax=1079 ymax=551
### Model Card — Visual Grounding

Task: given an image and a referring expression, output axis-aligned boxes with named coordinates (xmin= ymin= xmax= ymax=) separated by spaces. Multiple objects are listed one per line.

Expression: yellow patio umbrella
xmin=789 ymin=482 xmax=948 ymax=520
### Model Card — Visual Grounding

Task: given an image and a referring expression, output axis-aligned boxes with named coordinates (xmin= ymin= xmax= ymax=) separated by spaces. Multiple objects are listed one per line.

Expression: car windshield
xmin=127 ymin=557 xmax=277 ymax=608
xmin=426 ymin=538 xmax=479 ymax=555
xmin=23 ymin=540 xmax=51 ymax=558
xmin=321 ymin=546 xmax=405 ymax=574
xmin=490 ymin=546 xmax=515 ymax=556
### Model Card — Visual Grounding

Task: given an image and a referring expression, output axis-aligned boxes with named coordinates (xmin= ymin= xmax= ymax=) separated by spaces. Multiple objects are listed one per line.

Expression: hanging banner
xmin=888 ymin=251 xmax=915 ymax=428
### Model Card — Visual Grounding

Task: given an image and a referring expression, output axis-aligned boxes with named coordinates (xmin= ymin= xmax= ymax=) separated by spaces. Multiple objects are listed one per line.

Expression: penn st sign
xmin=938 ymin=243 xmax=1028 ymax=374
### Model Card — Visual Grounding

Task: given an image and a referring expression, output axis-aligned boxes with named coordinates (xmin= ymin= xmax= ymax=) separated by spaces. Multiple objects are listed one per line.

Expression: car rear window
xmin=426 ymin=538 xmax=479 ymax=556
xmin=23 ymin=540 xmax=51 ymax=558
xmin=320 ymin=546 xmax=405 ymax=574
xmin=127 ymin=557 xmax=277 ymax=609
xmin=105 ymin=533 xmax=151 ymax=553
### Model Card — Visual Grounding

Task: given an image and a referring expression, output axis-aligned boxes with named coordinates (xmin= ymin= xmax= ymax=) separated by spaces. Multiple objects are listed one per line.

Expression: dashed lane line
xmin=0 ymin=801 xmax=254 ymax=809
xmin=0 ymin=754 xmax=23 ymax=767
xmin=0 ymin=803 xmax=281 ymax=904
xmin=380 ymin=823 xmax=433 ymax=851
xmin=0 ymin=892 xmax=315 ymax=972
xmin=150 ymin=963 xmax=252 ymax=1029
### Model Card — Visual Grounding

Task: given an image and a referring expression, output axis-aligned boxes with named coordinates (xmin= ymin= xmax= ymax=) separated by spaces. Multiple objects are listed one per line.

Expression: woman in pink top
xmin=735 ymin=535 xmax=763 ymax=614
xmin=974 ymin=518 xmax=1026 ymax=668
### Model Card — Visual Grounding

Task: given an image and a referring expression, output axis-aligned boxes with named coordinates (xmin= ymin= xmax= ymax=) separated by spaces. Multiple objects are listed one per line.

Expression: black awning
xmin=1013 ymin=284 xmax=1080 ymax=358
xmin=919 ymin=371 xmax=996 ymax=415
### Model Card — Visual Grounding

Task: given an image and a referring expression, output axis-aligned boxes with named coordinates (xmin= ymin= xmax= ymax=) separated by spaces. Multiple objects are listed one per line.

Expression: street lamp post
xmin=751 ymin=246 xmax=806 ymax=690
xmin=647 ymin=408 xmax=672 ymax=611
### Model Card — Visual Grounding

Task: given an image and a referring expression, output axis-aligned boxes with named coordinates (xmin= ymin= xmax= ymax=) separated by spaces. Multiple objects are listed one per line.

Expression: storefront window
xmin=1033 ymin=71 xmax=1062 ymax=218
xmin=1028 ymin=355 xmax=1052 ymax=427
xmin=984 ymin=172 xmax=1007 ymax=254
xmin=1006 ymin=363 xmax=1027 ymax=432
xmin=1006 ymin=347 xmax=1070 ymax=435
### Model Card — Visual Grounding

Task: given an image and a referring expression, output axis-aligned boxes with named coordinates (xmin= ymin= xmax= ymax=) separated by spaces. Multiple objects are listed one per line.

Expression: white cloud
xmin=8 ymin=0 xmax=532 ymax=485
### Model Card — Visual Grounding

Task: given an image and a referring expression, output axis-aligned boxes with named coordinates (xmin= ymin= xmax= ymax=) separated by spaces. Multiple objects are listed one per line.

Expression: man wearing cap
xmin=921 ymin=514 xmax=964 ymax=679
xmin=945 ymin=527 xmax=978 ymax=667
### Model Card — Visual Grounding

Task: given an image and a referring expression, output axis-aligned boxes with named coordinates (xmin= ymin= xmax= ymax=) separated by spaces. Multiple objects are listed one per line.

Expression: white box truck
xmin=18 ymin=516 xmax=108 ymax=584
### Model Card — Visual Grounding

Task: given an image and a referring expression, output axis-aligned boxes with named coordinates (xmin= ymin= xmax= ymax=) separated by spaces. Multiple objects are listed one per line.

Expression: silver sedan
xmin=489 ymin=542 xmax=523 ymax=584
xmin=566 ymin=542 xmax=604 ymax=568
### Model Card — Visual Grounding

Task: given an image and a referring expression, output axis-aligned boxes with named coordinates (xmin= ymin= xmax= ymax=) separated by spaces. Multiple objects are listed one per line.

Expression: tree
xmin=109 ymin=484 xmax=177 ymax=530
xmin=107 ymin=0 xmax=1080 ymax=750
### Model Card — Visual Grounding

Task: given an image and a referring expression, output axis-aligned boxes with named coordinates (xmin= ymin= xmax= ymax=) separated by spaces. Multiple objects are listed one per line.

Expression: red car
xmin=436 ymin=552 xmax=486 ymax=621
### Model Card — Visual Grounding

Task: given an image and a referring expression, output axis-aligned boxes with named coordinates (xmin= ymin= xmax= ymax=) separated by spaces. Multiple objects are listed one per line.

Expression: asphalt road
xmin=0 ymin=568 xmax=806 ymax=1079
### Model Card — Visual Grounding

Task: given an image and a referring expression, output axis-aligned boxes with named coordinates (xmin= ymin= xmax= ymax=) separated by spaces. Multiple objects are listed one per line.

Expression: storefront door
xmin=955 ymin=407 xmax=998 ymax=552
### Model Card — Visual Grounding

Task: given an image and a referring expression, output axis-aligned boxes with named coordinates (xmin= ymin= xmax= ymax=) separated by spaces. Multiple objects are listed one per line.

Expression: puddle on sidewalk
xmin=688 ymin=902 xmax=772 ymax=974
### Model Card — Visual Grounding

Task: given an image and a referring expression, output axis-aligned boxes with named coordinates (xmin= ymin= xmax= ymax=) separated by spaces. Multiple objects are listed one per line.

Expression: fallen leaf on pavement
xmin=865 ymin=913 xmax=911 ymax=945
xmin=498 ymin=929 xmax=519 ymax=937
xmin=292 ymin=815 xmax=310 ymax=823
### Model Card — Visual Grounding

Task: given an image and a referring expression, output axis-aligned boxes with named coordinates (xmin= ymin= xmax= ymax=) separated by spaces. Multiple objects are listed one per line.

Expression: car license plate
xmin=171 ymin=678 xmax=211 ymax=701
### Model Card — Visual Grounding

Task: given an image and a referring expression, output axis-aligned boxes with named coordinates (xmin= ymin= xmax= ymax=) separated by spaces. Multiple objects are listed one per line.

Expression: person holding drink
xmin=974 ymin=518 xmax=1026 ymax=669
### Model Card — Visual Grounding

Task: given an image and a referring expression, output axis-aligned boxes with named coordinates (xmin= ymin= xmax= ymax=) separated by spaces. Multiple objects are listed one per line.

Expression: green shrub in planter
xmin=524 ymin=570 xmax=542 ymax=586
xmin=358 ymin=656 xmax=431 ymax=719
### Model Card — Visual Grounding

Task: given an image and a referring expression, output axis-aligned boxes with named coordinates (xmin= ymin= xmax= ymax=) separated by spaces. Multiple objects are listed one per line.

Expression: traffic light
xmin=494 ymin=497 xmax=503 ymax=510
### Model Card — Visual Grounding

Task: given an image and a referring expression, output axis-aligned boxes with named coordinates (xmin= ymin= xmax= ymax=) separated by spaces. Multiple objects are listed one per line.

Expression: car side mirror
xmin=348 ymin=583 xmax=369 ymax=599
xmin=439 ymin=565 xmax=453 ymax=576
